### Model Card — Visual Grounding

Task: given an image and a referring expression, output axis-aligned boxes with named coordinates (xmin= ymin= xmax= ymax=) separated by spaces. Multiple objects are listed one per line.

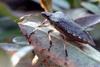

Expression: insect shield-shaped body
xmin=41 ymin=11 xmax=96 ymax=46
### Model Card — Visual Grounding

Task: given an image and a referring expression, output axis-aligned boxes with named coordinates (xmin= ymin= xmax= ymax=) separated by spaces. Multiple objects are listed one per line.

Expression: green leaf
xmin=81 ymin=2 xmax=100 ymax=14
xmin=0 ymin=3 xmax=19 ymax=23
xmin=67 ymin=0 xmax=81 ymax=8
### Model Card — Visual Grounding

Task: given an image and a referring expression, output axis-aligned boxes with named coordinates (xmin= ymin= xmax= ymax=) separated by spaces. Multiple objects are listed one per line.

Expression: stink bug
xmin=41 ymin=11 xmax=96 ymax=49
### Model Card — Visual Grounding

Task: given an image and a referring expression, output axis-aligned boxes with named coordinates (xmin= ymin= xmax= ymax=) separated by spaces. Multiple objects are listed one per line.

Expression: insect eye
xmin=41 ymin=12 xmax=52 ymax=18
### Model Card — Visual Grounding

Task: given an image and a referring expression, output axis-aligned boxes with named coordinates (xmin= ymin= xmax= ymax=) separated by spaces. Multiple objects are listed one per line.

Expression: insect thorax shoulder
xmin=50 ymin=11 xmax=65 ymax=22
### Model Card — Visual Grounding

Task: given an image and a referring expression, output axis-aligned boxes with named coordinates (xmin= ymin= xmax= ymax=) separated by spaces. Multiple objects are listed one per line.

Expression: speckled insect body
xmin=41 ymin=11 xmax=95 ymax=46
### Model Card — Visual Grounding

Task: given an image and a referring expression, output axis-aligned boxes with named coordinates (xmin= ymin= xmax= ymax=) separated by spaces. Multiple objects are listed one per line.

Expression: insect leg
xmin=25 ymin=27 xmax=38 ymax=44
xmin=28 ymin=28 xmax=38 ymax=39
xmin=64 ymin=43 xmax=68 ymax=57
xmin=38 ymin=19 xmax=49 ymax=27
xmin=60 ymin=34 xmax=68 ymax=57
xmin=47 ymin=30 xmax=53 ymax=51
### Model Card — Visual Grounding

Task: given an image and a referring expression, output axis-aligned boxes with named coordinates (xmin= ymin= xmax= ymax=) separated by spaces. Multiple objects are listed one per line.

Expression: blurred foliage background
xmin=0 ymin=0 xmax=100 ymax=67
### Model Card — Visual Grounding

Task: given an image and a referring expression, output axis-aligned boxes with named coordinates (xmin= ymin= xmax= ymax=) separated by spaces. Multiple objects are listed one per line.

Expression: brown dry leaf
xmin=40 ymin=0 xmax=52 ymax=12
